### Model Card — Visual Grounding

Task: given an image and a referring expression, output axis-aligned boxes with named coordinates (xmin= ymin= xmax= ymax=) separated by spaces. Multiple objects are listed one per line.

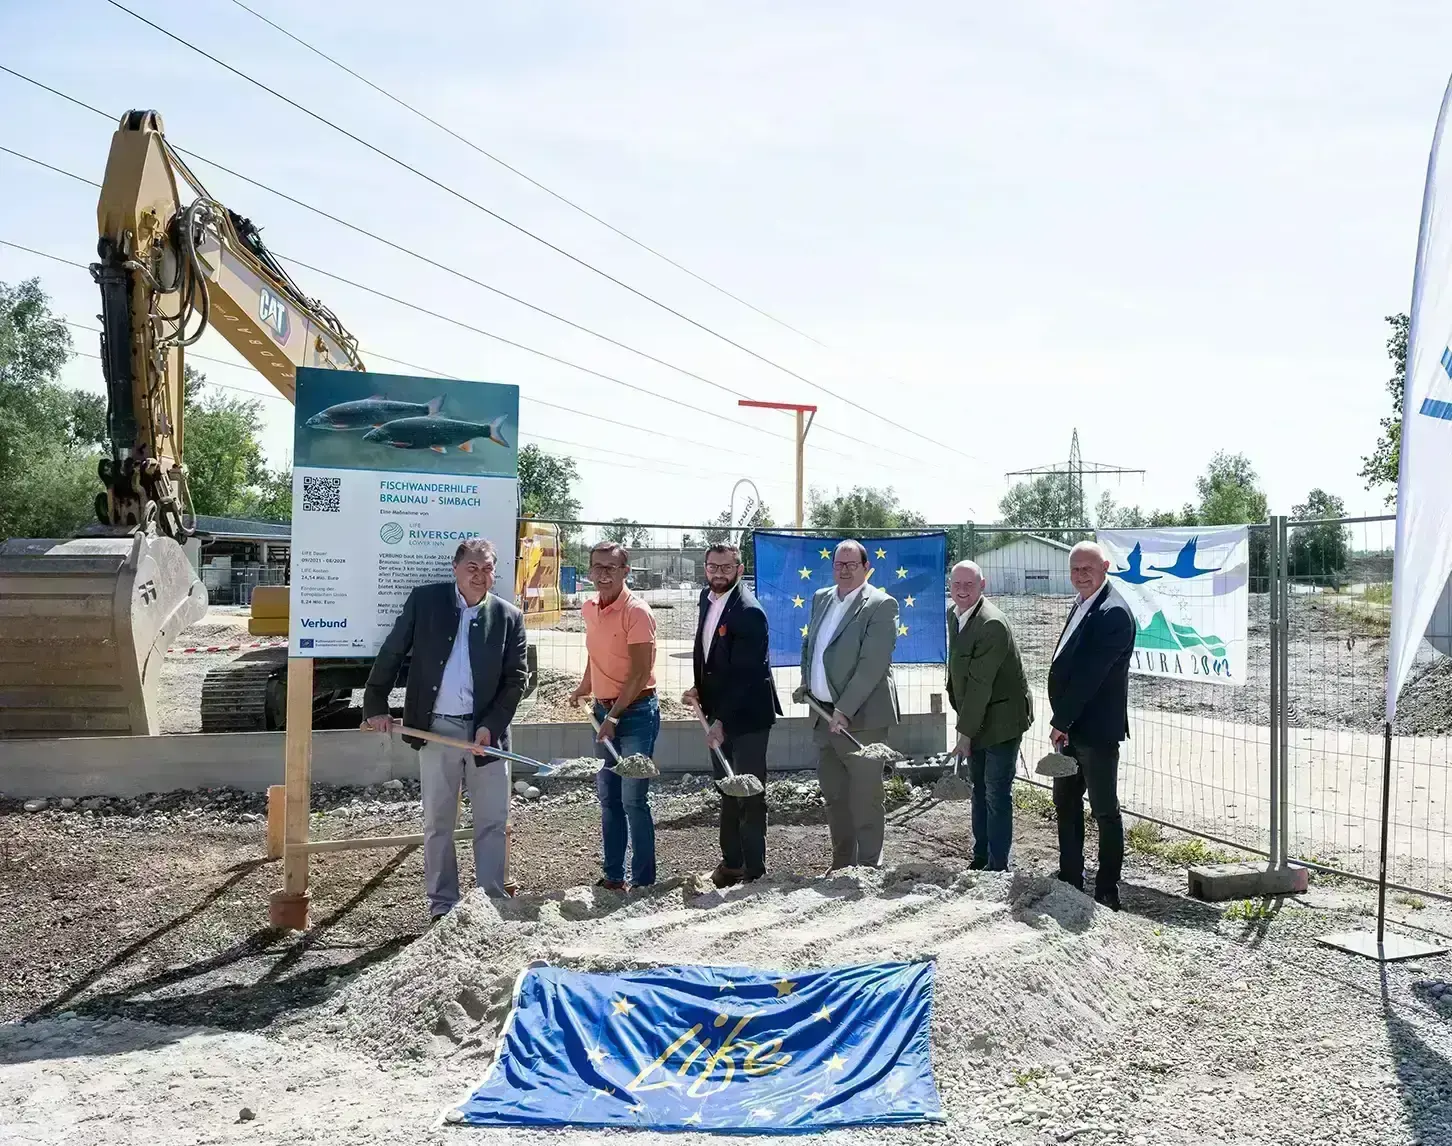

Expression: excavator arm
xmin=91 ymin=109 xmax=364 ymax=537
xmin=0 ymin=110 xmax=364 ymax=738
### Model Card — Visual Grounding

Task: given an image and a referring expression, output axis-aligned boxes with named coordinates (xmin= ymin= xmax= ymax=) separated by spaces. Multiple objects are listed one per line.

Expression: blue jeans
xmin=969 ymin=737 xmax=1020 ymax=870
xmin=594 ymin=696 xmax=660 ymax=886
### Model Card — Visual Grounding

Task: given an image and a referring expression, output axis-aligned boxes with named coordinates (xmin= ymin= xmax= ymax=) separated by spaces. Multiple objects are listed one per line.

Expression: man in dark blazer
xmin=945 ymin=560 xmax=1033 ymax=871
xmin=683 ymin=542 xmax=782 ymax=887
xmin=364 ymin=537 xmax=528 ymax=917
xmin=1048 ymin=540 xmax=1136 ymax=911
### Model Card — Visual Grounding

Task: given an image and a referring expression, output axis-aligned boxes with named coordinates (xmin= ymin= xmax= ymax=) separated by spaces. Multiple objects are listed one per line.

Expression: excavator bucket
xmin=0 ymin=533 xmax=207 ymax=738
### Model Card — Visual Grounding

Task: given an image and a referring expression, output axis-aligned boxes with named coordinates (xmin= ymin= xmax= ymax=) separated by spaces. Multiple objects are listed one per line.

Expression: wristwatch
xmin=604 ymin=715 xmax=619 ymax=725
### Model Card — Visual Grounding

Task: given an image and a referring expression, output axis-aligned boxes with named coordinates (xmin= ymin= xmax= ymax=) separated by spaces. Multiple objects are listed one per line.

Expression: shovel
xmin=369 ymin=721 xmax=545 ymax=769
xmin=803 ymin=696 xmax=867 ymax=751
xmin=690 ymin=703 xmax=764 ymax=798
xmin=587 ymin=710 xmax=661 ymax=779
xmin=804 ymin=696 xmax=903 ymax=776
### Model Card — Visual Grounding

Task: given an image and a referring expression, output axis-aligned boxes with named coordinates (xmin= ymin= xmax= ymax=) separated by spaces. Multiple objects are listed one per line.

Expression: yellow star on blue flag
xmin=753 ymin=531 xmax=948 ymax=667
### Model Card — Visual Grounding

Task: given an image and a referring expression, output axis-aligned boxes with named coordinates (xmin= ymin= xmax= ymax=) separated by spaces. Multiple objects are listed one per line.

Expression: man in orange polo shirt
xmin=569 ymin=541 xmax=659 ymax=890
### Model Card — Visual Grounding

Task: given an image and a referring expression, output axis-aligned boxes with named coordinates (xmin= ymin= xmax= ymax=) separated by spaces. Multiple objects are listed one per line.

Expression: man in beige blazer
xmin=793 ymin=539 xmax=900 ymax=869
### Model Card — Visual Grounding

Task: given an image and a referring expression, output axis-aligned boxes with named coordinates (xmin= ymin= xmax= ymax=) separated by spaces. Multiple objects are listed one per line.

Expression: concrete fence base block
xmin=1187 ymin=861 xmax=1310 ymax=902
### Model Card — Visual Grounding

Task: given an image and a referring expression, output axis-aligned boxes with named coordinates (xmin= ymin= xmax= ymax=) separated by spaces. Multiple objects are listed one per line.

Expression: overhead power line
xmin=0 ymin=83 xmax=963 ymax=473
xmin=60 ymin=317 xmax=793 ymax=487
xmin=99 ymin=0 xmax=985 ymax=465
xmin=224 ymin=0 xmax=822 ymax=348
xmin=0 ymin=143 xmax=965 ymax=486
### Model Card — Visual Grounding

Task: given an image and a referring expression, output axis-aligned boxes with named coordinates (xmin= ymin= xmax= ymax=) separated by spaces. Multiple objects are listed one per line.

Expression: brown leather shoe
xmin=710 ymin=863 xmax=745 ymax=888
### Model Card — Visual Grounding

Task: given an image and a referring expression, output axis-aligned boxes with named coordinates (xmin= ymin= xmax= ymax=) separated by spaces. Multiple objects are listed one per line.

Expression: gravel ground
xmin=6 ymin=777 xmax=1452 ymax=1144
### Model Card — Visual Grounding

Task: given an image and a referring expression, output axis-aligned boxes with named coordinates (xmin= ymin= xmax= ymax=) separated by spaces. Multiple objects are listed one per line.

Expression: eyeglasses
xmin=705 ymin=562 xmax=738 ymax=574
xmin=833 ymin=560 xmax=863 ymax=571
xmin=590 ymin=563 xmax=624 ymax=574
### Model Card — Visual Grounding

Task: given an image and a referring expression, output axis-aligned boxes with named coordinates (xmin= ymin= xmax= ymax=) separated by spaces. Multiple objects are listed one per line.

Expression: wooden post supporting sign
xmin=268 ymin=657 xmax=314 ymax=929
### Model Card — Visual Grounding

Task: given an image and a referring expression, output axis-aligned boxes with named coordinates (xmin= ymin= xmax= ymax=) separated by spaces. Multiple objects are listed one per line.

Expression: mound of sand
xmin=294 ymin=861 xmax=1170 ymax=1083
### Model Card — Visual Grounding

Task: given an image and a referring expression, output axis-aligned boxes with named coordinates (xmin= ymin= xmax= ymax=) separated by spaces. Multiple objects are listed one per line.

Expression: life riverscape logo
xmin=1098 ymin=526 xmax=1250 ymax=688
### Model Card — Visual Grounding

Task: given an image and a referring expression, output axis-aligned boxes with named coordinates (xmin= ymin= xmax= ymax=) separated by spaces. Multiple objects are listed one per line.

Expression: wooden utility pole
xmin=738 ymin=400 xmax=817 ymax=528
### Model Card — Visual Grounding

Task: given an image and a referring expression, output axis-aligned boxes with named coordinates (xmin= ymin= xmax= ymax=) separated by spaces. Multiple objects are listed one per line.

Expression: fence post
xmin=1277 ymin=515 xmax=1291 ymax=868
xmin=1267 ymin=517 xmax=1282 ymax=869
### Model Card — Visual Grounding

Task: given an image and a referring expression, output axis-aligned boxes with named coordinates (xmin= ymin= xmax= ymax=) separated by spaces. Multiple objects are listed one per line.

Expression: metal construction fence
xmin=534 ymin=515 xmax=1452 ymax=900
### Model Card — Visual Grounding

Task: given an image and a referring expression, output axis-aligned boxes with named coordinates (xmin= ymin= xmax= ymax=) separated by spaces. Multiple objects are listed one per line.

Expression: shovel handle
xmin=380 ymin=724 xmax=541 ymax=768
xmin=587 ymin=710 xmax=624 ymax=765
xmin=690 ymin=702 xmax=736 ymax=778
xmin=804 ymin=696 xmax=866 ymax=751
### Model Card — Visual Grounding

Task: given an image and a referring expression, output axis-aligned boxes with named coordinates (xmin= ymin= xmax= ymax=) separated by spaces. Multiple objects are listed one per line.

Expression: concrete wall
xmin=0 ymin=714 xmax=951 ymax=800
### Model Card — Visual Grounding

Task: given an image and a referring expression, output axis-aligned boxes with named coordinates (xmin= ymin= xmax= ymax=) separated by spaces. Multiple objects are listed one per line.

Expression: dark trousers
xmin=714 ymin=729 xmax=770 ymax=879
xmin=1051 ymin=741 xmax=1123 ymax=896
xmin=969 ymin=737 xmax=1020 ymax=870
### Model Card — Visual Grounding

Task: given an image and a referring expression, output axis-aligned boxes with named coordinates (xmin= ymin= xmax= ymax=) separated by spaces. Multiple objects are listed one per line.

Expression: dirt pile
xmin=297 ymin=862 xmax=1165 ymax=1078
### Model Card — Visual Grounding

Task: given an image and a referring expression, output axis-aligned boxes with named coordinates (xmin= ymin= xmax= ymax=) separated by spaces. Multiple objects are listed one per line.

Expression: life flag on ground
xmin=753 ymin=532 xmax=949 ymax=666
xmin=1098 ymin=527 xmax=1250 ymax=688
xmin=1388 ymin=71 xmax=1452 ymax=722
xmin=449 ymin=961 xmax=943 ymax=1132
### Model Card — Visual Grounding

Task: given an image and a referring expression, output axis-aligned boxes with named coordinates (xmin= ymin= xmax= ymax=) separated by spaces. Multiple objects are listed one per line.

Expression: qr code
xmin=301 ymin=475 xmax=341 ymax=513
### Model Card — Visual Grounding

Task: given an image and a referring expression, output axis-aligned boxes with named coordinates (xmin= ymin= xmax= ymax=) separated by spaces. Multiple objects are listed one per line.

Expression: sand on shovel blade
xmin=610 ymin=753 xmax=659 ymax=778
xmin=847 ymin=741 xmax=905 ymax=766
xmin=716 ymin=773 xmax=764 ymax=797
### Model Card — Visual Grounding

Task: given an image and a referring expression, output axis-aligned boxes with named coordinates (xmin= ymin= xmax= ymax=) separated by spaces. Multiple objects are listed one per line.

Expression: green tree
xmin=807 ymin=485 xmax=927 ymax=533
xmin=518 ymin=444 xmax=581 ymax=521
xmin=603 ymin=518 xmax=648 ymax=548
xmin=1195 ymin=451 xmax=1268 ymax=525
xmin=1193 ymin=451 xmax=1269 ymax=590
xmin=1359 ymin=313 xmax=1408 ymax=504
xmin=0 ymin=277 xmax=101 ymax=540
xmin=997 ymin=473 xmax=1085 ymax=544
xmin=1289 ymin=488 xmax=1349 ymax=583
xmin=183 ymin=366 xmax=268 ymax=517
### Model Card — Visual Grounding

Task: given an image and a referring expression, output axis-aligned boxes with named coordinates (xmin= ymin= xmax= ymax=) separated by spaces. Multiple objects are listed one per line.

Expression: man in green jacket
xmin=946 ymin=560 xmax=1033 ymax=870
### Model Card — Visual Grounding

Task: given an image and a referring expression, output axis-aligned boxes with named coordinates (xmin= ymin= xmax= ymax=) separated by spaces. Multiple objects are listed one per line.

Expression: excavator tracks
xmin=199 ymin=648 xmax=286 ymax=732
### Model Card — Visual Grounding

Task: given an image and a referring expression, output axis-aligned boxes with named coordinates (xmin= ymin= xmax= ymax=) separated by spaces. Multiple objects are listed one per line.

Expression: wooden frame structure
xmin=265 ymin=658 xmax=515 ymax=929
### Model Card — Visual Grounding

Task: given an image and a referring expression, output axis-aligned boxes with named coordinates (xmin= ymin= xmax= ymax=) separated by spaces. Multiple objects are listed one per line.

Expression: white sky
xmin=2 ymin=0 xmax=1450 ymax=527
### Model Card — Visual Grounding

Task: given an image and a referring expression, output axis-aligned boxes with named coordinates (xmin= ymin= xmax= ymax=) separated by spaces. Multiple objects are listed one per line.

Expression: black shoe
xmin=1094 ymin=889 xmax=1121 ymax=912
xmin=969 ymin=857 xmax=988 ymax=871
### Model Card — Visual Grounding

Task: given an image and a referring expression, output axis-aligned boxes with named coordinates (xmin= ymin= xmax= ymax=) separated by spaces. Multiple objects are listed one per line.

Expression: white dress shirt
xmin=810 ymin=585 xmax=864 ymax=701
xmin=954 ymin=599 xmax=983 ymax=632
xmin=701 ymin=584 xmax=736 ymax=662
xmin=435 ymin=589 xmax=487 ymax=716
xmin=1053 ymin=584 xmax=1107 ymax=661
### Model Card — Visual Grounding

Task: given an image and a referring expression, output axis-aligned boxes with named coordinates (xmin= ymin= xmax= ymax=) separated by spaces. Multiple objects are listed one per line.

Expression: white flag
xmin=1387 ymin=73 xmax=1452 ymax=722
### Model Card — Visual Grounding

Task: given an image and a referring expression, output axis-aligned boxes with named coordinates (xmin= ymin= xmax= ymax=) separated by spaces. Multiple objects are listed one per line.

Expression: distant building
xmin=190 ymin=515 xmax=290 ymax=606
xmin=975 ymin=534 xmax=1074 ymax=595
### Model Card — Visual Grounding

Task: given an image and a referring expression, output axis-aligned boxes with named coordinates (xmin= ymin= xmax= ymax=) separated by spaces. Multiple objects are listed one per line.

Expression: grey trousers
xmin=420 ymin=714 xmax=511 ymax=913
xmin=814 ymin=721 xmax=889 ymax=869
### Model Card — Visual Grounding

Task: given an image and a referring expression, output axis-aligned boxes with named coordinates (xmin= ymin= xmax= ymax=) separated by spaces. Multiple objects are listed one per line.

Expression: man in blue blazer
xmin=683 ymin=542 xmax=782 ymax=887
xmin=1047 ymin=540 xmax=1136 ymax=911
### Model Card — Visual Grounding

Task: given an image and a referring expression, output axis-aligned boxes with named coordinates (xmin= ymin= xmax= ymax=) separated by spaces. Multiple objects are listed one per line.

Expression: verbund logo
xmin=299 ymin=617 xmax=347 ymax=629
xmin=379 ymin=521 xmax=405 ymax=545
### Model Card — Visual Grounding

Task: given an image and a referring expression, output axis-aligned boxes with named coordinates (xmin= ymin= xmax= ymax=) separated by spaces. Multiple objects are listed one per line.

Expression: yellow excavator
xmin=0 ymin=110 xmax=555 ymax=739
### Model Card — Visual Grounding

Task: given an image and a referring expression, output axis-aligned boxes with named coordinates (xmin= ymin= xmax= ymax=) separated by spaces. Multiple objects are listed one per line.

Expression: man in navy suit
xmin=683 ymin=542 xmax=782 ymax=887
xmin=1048 ymin=540 xmax=1136 ymax=911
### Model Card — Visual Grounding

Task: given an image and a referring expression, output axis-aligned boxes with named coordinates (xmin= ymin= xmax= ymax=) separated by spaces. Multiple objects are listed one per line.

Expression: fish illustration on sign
xmin=305 ymin=394 xmax=444 ymax=430
xmin=362 ymin=414 xmax=511 ymax=453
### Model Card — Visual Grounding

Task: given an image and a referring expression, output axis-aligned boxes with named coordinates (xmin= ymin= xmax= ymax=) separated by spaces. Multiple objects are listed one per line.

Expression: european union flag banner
xmin=753 ymin=532 xmax=948 ymax=666
xmin=451 ymin=960 xmax=942 ymax=1133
